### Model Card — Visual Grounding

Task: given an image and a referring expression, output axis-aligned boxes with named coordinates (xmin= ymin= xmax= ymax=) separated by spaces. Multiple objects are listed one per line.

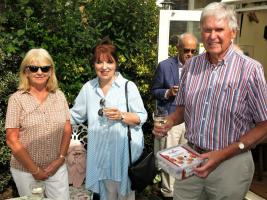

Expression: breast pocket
xmin=48 ymin=103 xmax=68 ymax=123
xmin=221 ymin=84 xmax=240 ymax=114
xmin=224 ymin=86 xmax=238 ymax=101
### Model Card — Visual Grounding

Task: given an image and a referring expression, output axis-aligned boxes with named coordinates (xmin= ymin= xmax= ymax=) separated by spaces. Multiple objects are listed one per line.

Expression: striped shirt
xmin=70 ymin=73 xmax=147 ymax=198
xmin=5 ymin=90 xmax=70 ymax=171
xmin=176 ymin=44 xmax=267 ymax=150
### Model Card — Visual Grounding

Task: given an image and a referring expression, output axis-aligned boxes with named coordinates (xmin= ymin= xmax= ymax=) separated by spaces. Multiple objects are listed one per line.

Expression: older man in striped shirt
xmin=153 ymin=2 xmax=267 ymax=200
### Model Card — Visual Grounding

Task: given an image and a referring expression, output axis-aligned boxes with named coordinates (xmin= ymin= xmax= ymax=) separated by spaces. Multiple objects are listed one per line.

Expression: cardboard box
xmin=157 ymin=144 xmax=203 ymax=180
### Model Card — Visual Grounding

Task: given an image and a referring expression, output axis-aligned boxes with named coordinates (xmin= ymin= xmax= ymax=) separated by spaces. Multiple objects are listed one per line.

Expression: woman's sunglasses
xmin=98 ymin=98 xmax=106 ymax=116
xmin=27 ymin=65 xmax=51 ymax=73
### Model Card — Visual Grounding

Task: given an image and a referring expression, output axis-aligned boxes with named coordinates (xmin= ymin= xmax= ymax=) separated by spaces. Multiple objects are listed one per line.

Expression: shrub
xmin=0 ymin=71 xmax=18 ymax=192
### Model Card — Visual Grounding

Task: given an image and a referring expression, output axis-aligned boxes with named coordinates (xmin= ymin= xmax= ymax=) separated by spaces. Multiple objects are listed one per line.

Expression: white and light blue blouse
xmin=70 ymin=72 xmax=147 ymax=198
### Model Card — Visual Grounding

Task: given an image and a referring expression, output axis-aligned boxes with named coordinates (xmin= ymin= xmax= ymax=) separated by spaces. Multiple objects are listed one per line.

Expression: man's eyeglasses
xmin=98 ymin=98 xmax=106 ymax=116
xmin=183 ymin=48 xmax=197 ymax=54
xmin=27 ymin=65 xmax=51 ymax=73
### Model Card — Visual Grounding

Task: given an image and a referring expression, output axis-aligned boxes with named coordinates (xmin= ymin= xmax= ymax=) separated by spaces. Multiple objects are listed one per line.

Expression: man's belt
xmin=187 ymin=142 xmax=211 ymax=154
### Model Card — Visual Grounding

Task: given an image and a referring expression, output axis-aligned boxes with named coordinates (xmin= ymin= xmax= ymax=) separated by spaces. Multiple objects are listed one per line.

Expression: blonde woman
xmin=5 ymin=48 xmax=71 ymax=200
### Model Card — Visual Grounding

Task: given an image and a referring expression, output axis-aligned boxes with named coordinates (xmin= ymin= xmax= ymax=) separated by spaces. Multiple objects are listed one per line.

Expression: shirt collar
xmin=206 ymin=43 xmax=234 ymax=67
xmin=21 ymin=90 xmax=30 ymax=94
xmin=91 ymin=72 xmax=123 ymax=88
xmin=223 ymin=43 xmax=235 ymax=64
xmin=177 ymin=56 xmax=183 ymax=67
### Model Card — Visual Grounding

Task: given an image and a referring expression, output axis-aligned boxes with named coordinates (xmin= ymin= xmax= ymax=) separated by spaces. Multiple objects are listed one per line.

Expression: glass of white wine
xmin=30 ymin=181 xmax=45 ymax=200
xmin=152 ymin=108 xmax=168 ymax=138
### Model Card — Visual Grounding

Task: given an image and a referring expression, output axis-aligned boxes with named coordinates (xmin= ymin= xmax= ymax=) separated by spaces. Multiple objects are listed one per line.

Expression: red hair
xmin=93 ymin=43 xmax=118 ymax=64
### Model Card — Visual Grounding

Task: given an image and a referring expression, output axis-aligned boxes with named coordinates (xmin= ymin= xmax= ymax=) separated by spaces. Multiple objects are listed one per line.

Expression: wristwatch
xmin=238 ymin=142 xmax=245 ymax=151
xmin=120 ymin=112 xmax=125 ymax=121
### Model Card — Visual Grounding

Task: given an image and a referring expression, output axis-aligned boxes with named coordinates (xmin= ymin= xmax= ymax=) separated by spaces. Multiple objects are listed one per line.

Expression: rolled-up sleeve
xmin=127 ymin=81 xmax=147 ymax=127
xmin=70 ymin=85 xmax=88 ymax=125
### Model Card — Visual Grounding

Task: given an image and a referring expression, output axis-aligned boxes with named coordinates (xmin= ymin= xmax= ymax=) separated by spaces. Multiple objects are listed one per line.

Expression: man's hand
xmin=193 ymin=150 xmax=225 ymax=178
xmin=152 ymin=117 xmax=173 ymax=138
xmin=167 ymin=86 xmax=179 ymax=98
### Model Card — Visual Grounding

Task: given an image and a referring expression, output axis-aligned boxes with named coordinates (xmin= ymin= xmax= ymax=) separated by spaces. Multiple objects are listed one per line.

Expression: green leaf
xmin=107 ymin=22 xmax=112 ymax=28
xmin=25 ymin=7 xmax=34 ymax=17
xmin=17 ymin=29 xmax=25 ymax=36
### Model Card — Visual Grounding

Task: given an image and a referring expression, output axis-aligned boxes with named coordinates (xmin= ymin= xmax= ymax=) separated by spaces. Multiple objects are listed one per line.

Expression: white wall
xmin=237 ymin=10 xmax=267 ymax=78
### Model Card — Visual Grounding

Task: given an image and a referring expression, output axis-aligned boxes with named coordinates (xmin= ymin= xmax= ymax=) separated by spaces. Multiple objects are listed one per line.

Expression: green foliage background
xmin=0 ymin=0 xmax=159 ymax=192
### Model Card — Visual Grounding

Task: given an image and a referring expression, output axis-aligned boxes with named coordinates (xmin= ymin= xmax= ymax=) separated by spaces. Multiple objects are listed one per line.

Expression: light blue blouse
xmin=70 ymin=73 xmax=147 ymax=199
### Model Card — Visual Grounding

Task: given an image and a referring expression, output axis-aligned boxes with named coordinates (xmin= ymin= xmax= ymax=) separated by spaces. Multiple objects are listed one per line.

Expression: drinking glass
xmin=30 ymin=181 xmax=45 ymax=200
xmin=102 ymin=101 xmax=115 ymax=127
xmin=152 ymin=108 xmax=168 ymax=138
xmin=99 ymin=99 xmax=113 ymax=128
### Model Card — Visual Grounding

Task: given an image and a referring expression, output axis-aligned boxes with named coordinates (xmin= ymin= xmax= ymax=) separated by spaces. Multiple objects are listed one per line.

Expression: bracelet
xmin=31 ymin=166 xmax=40 ymax=175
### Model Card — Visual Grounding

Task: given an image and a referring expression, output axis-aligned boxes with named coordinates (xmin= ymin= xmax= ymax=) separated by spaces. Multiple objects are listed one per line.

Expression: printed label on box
xmin=157 ymin=145 xmax=203 ymax=180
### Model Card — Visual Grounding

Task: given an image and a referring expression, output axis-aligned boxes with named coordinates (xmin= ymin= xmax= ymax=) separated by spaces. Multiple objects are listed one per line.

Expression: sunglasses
xmin=27 ymin=65 xmax=51 ymax=73
xmin=98 ymin=98 xmax=106 ymax=116
xmin=183 ymin=48 xmax=197 ymax=54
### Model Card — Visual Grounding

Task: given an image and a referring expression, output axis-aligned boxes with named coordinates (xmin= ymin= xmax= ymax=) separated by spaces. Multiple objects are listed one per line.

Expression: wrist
xmin=31 ymin=166 xmax=40 ymax=175
xmin=59 ymin=154 xmax=66 ymax=161
xmin=164 ymin=89 xmax=170 ymax=99
xmin=168 ymin=116 xmax=174 ymax=127
xmin=120 ymin=112 xmax=125 ymax=122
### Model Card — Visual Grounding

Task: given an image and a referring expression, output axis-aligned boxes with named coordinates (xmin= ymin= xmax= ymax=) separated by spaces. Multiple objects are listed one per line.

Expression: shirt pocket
xmin=221 ymin=83 xmax=240 ymax=114
xmin=48 ymin=102 xmax=68 ymax=123
xmin=223 ymin=84 xmax=238 ymax=99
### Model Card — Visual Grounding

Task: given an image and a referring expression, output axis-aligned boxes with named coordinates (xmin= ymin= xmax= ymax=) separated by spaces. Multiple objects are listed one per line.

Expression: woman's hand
xmin=104 ymin=107 xmax=122 ymax=121
xmin=32 ymin=167 xmax=50 ymax=180
xmin=103 ymin=107 xmax=141 ymax=126
xmin=44 ymin=157 xmax=65 ymax=177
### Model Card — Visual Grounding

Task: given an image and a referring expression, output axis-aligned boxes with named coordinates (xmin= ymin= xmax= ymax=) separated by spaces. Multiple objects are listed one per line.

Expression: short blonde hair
xmin=18 ymin=48 xmax=58 ymax=92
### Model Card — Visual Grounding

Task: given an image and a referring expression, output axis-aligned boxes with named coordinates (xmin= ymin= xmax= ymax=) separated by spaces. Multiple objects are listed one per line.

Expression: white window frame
xmin=157 ymin=10 xmax=202 ymax=63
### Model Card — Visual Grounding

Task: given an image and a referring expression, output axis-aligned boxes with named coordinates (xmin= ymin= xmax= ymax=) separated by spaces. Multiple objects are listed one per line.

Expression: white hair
xmin=177 ymin=32 xmax=198 ymax=48
xmin=200 ymin=2 xmax=238 ymax=31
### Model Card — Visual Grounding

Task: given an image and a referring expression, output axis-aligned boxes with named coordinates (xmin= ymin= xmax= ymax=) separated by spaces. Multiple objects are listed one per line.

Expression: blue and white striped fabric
xmin=70 ymin=73 xmax=147 ymax=199
xmin=176 ymin=44 xmax=267 ymax=150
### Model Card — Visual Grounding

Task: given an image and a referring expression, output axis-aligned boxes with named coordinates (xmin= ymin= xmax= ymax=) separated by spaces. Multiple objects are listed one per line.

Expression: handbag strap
xmin=125 ymin=81 xmax=133 ymax=166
